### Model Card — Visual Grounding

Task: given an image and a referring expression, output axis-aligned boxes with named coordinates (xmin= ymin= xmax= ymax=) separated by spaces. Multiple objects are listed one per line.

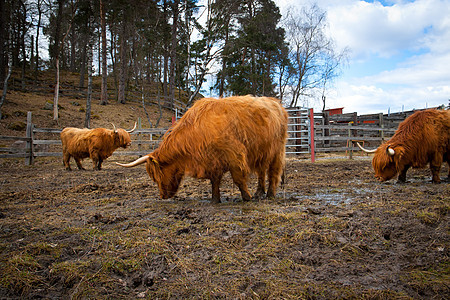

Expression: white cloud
xmin=327 ymin=0 xmax=450 ymax=58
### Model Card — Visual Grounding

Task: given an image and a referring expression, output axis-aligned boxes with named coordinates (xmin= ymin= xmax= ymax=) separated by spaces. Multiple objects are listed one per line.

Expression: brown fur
xmin=61 ymin=127 xmax=132 ymax=170
xmin=372 ymin=109 xmax=450 ymax=183
xmin=118 ymin=95 xmax=288 ymax=203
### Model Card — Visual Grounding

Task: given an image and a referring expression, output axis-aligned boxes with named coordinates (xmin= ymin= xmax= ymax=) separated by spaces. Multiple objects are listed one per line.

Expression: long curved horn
xmin=386 ymin=145 xmax=395 ymax=156
xmin=115 ymin=156 xmax=149 ymax=168
xmin=356 ymin=142 xmax=377 ymax=153
xmin=126 ymin=122 xmax=137 ymax=133
xmin=111 ymin=123 xmax=117 ymax=133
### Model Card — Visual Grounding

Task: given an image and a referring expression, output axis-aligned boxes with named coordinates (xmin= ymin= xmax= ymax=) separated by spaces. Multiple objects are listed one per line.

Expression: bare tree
xmin=84 ymin=17 xmax=94 ymax=128
xmin=283 ymin=4 xmax=347 ymax=108
xmin=186 ymin=0 xmax=224 ymax=106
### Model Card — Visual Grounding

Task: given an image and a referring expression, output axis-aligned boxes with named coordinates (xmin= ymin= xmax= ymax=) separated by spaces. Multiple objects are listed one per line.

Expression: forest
xmin=0 ymin=0 xmax=346 ymax=114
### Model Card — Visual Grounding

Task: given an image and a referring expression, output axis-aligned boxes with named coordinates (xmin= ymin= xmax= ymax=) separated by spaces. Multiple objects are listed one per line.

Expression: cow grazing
xmin=61 ymin=123 xmax=136 ymax=170
xmin=116 ymin=95 xmax=288 ymax=203
xmin=358 ymin=109 xmax=450 ymax=183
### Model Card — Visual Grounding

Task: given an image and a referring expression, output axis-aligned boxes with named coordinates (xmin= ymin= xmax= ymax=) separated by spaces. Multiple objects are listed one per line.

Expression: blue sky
xmin=275 ymin=0 xmax=450 ymax=114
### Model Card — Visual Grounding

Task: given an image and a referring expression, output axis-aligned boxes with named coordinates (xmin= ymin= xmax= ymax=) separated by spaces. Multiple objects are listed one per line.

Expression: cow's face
xmin=146 ymin=156 xmax=183 ymax=199
xmin=372 ymin=145 xmax=404 ymax=182
xmin=116 ymin=129 xmax=132 ymax=148
xmin=372 ymin=157 xmax=397 ymax=181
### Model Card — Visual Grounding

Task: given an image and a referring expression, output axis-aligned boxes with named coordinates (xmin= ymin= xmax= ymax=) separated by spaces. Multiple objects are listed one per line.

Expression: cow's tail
xmin=116 ymin=155 xmax=149 ymax=168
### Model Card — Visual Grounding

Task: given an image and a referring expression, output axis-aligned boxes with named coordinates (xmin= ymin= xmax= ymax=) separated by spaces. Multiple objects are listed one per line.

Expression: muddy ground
xmin=0 ymin=156 xmax=448 ymax=299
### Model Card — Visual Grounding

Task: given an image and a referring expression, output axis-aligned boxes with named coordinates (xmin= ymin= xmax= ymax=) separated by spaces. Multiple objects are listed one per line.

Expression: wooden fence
xmin=0 ymin=112 xmax=167 ymax=165
xmin=0 ymin=108 xmax=419 ymax=164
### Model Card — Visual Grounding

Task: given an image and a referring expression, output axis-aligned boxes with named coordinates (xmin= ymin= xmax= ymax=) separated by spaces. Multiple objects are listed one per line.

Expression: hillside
xmin=0 ymin=70 xmax=178 ymax=137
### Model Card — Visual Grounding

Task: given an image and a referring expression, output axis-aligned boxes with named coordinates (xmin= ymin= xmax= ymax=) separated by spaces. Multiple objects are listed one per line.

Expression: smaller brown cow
xmin=61 ymin=123 xmax=136 ymax=170
xmin=358 ymin=109 xmax=450 ymax=183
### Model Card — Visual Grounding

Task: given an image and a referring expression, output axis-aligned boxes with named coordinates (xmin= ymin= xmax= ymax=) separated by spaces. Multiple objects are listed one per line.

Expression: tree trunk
xmin=85 ymin=37 xmax=93 ymax=128
xmin=0 ymin=44 xmax=12 ymax=119
xmin=0 ymin=0 xmax=5 ymax=84
xmin=70 ymin=21 xmax=75 ymax=71
xmin=219 ymin=21 xmax=229 ymax=98
xmin=99 ymin=0 xmax=108 ymax=105
xmin=30 ymin=35 xmax=34 ymax=70
xmin=79 ymin=33 xmax=87 ymax=88
xmin=53 ymin=57 xmax=60 ymax=121
xmin=109 ymin=26 xmax=118 ymax=101
xmin=168 ymin=0 xmax=178 ymax=108
xmin=34 ymin=0 xmax=42 ymax=81
xmin=20 ymin=0 xmax=26 ymax=90
xmin=117 ymin=21 xmax=127 ymax=104
xmin=53 ymin=0 xmax=76 ymax=121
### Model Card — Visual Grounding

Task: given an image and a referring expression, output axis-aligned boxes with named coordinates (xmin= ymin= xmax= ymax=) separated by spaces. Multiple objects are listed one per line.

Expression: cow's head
xmin=145 ymin=154 xmax=183 ymax=199
xmin=371 ymin=144 xmax=405 ymax=181
xmin=358 ymin=142 xmax=405 ymax=182
xmin=116 ymin=153 xmax=183 ymax=199
xmin=112 ymin=123 xmax=136 ymax=148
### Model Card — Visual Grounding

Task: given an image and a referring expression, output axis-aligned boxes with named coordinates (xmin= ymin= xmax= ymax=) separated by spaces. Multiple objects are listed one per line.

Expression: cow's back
xmin=60 ymin=127 xmax=92 ymax=157
xmin=161 ymin=96 xmax=288 ymax=173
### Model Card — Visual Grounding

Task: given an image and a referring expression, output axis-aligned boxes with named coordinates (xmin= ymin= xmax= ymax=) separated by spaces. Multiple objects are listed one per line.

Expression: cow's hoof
xmin=211 ymin=198 xmax=221 ymax=204
xmin=253 ymin=192 xmax=265 ymax=200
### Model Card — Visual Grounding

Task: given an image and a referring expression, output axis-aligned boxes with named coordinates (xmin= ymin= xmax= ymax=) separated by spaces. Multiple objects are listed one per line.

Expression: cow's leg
xmin=63 ymin=152 xmax=71 ymax=170
xmin=447 ymin=161 xmax=450 ymax=181
xmin=229 ymin=167 xmax=252 ymax=202
xmin=445 ymin=153 xmax=450 ymax=181
xmin=74 ymin=157 xmax=85 ymax=170
xmin=254 ymin=168 xmax=266 ymax=200
xmin=97 ymin=157 xmax=103 ymax=170
xmin=91 ymin=152 xmax=100 ymax=170
xmin=397 ymin=165 xmax=410 ymax=183
xmin=430 ymin=153 xmax=443 ymax=183
xmin=267 ymin=156 xmax=284 ymax=199
xmin=210 ymin=173 xmax=223 ymax=204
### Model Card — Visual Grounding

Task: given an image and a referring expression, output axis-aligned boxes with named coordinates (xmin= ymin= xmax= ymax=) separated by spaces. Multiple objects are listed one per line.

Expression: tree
xmin=0 ymin=3 xmax=12 ymax=119
xmin=85 ymin=16 xmax=94 ymax=128
xmin=51 ymin=0 xmax=77 ymax=121
xmin=99 ymin=0 xmax=108 ymax=105
xmin=0 ymin=0 xmax=6 ymax=85
xmin=283 ymin=4 xmax=347 ymax=108
xmin=186 ymin=0 xmax=223 ymax=106
xmin=33 ymin=0 xmax=45 ymax=81
xmin=218 ymin=0 xmax=287 ymax=97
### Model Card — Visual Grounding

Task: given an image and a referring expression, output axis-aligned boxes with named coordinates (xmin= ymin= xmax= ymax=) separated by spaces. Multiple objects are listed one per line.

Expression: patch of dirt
xmin=0 ymin=156 xmax=448 ymax=299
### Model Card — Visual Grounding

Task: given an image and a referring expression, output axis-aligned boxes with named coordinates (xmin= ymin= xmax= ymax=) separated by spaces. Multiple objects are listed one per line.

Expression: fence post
xmin=25 ymin=111 xmax=34 ymax=165
xmin=347 ymin=122 xmax=353 ymax=159
xmin=137 ymin=117 xmax=142 ymax=154
xmin=309 ymin=108 xmax=315 ymax=163
xmin=379 ymin=113 xmax=384 ymax=142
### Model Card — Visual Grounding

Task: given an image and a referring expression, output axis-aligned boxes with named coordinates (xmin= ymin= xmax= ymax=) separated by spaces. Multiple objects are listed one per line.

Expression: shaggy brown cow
xmin=61 ymin=123 xmax=136 ymax=170
xmin=358 ymin=109 xmax=450 ymax=183
xmin=117 ymin=95 xmax=288 ymax=203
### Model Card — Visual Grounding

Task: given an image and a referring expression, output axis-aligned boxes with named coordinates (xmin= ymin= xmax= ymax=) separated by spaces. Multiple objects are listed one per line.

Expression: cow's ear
xmin=148 ymin=154 xmax=159 ymax=166
xmin=395 ymin=146 xmax=405 ymax=157
xmin=393 ymin=146 xmax=406 ymax=168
